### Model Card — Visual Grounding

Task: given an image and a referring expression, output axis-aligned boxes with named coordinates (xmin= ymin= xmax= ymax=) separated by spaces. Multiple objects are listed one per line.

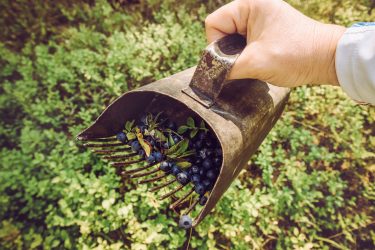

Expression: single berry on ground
xmin=179 ymin=215 xmax=192 ymax=229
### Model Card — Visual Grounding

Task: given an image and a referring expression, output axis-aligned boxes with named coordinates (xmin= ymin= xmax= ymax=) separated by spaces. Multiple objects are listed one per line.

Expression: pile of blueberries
xmin=115 ymin=115 xmax=222 ymax=222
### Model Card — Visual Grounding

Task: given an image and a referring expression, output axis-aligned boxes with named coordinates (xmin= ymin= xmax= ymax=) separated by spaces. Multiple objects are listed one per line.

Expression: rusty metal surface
xmin=183 ymin=34 xmax=246 ymax=108
xmin=77 ymin=35 xmax=290 ymax=226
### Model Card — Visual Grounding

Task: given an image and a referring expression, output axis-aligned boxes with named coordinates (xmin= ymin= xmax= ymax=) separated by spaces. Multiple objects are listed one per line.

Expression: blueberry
xmin=131 ymin=141 xmax=141 ymax=151
xmin=177 ymin=171 xmax=190 ymax=185
xmin=206 ymin=149 xmax=214 ymax=157
xmin=163 ymin=142 xmax=170 ymax=149
xmin=195 ymin=159 xmax=202 ymax=165
xmin=198 ymin=131 xmax=206 ymax=141
xmin=171 ymin=165 xmax=181 ymax=176
xmin=153 ymin=151 xmax=163 ymax=162
xmin=202 ymin=179 xmax=213 ymax=189
xmin=146 ymin=154 xmax=156 ymax=163
xmin=194 ymin=140 xmax=203 ymax=150
xmin=205 ymin=139 xmax=213 ymax=147
xmin=116 ymin=132 xmax=127 ymax=143
xmin=206 ymin=169 xmax=217 ymax=180
xmin=199 ymin=169 xmax=206 ymax=176
xmin=140 ymin=114 xmax=148 ymax=125
xmin=191 ymin=174 xmax=201 ymax=184
xmin=215 ymin=148 xmax=222 ymax=156
xmin=202 ymin=159 xmax=212 ymax=169
xmin=139 ymin=125 xmax=147 ymax=133
xmin=199 ymin=195 xmax=208 ymax=206
xmin=138 ymin=149 xmax=145 ymax=158
xmin=191 ymin=165 xmax=199 ymax=174
xmin=179 ymin=215 xmax=192 ymax=229
xmin=199 ymin=149 xmax=208 ymax=159
xmin=167 ymin=121 xmax=176 ymax=130
xmin=145 ymin=136 xmax=155 ymax=146
xmin=195 ymin=183 xmax=205 ymax=195
xmin=159 ymin=161 xmax=171 ymax=172
xmin=172 ymin=135 xmax=180 ymax=144
xmin=213 ymin=157 xmax=222 ymax=167
xmin=187 ymin=168 xmax=193 ymax=176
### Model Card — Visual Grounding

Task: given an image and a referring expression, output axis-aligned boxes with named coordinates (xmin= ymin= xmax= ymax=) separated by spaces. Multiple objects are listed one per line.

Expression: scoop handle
xmin=186 ymin=34 xmax=246 ymax=107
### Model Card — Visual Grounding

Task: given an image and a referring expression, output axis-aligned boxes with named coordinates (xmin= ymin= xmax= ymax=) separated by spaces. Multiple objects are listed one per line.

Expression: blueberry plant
xmin=83 ymin=113 xmax=223 ymax=229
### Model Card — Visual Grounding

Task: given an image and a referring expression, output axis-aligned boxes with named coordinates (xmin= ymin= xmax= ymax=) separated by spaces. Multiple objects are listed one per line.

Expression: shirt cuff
xmin=335 ymin=23 xmax=375 ymax=105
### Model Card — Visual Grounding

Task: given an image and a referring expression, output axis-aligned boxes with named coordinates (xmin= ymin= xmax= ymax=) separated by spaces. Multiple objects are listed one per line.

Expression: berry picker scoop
xmin=77 ymin=34 xmax=290 ymax=227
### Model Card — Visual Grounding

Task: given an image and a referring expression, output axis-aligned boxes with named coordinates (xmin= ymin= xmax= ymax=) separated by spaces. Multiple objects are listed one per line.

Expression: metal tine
xmin=102 ymin=152 xmax=138 ymax=160
xmin=149 ymin=178 xmax=176 ymax=192
xmin=170 ymin=188 xmax=194 ymax=209
xmin=129 ymin=168 xmax=159 ymax=178
xmin=139 ymin=172 xmax=169 ymax=184
xmin=79 ymin=137 xmax=117 ymax=142
xmin=122 ymin=163 xmax=159 ymax=175
xmin=184 ymin=197 xmax=200 ymax=215
xmin=159 ymin=184 xmax=185 ymax=200
xmin=84 ymin=142 xmax=124 ymax=148
xmin=111 ymin=158 xmax=144 ymax=167
xmin=94 ymin=148 xmax=132 ymax=155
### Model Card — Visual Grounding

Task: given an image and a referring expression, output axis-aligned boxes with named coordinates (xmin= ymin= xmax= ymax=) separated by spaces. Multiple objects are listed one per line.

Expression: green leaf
xmin=176 ymin=161 xmax=191 ymax=168
xmin=126 ymin=132 xmax=136 ymax=140
xmin=200 ymin=120 xmax=206 ymax=129
xmin=187 ymin=117 xmax=195 ymax=127
xmin=154 ymin=129 xmax=167 ymax=142
xmin=165 ymin=139 xmax=189 ymax=156
xmin=190 ymin=128 xmax=198 ymax=138
xmin=177 ymin=125 xmax=189 ymax=134
xmin=125 ymin=120 xmax=135 ymax=132
xmin=168 ymin=133 xmax=175 ymax=146
xmin=173 ymin=149 xmax=196 ymax=158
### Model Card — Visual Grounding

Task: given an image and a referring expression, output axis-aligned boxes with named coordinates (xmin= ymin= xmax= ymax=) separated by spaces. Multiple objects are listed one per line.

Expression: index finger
xmin=204 ymin=0 xmax=249 ymax=43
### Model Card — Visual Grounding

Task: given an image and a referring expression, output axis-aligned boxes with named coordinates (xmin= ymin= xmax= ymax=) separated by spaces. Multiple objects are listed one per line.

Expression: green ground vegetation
xmin=0 ymin=0 xmax=374 ymax=249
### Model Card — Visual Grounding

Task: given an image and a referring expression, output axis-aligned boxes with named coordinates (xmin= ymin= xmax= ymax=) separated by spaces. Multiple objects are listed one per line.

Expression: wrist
xmin=312 ymin=23 xmax=346 ymax=86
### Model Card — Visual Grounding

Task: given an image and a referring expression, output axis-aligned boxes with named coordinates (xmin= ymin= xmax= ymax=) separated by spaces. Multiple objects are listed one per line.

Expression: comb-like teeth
xmin=170 ymin=188 xmax=194 ymax=209
xmin=94 ymin=148 xmax=131 ymax=154
xmin=84 ymin=142 xmax=124 ymax=148
xmin=149 ymin=179 xmax=176 ymax=192
xmin=184 ymin=197 xmax=199 ymax=215
xmin=102 ymin=152 xmax=138 ymax=160
xmin=129 ymin=168 xmax=159 ymax=178
xmin=111 ymin=159 xmax=144 ymax=167
xmin=78 ymin=137 xmax=117 ymax=142
xmin=111 ymin=159 xmax=143 ymax=167
xmin=139 ymin=172 xmax=168 ymax=184
xmin=159 ymin=184 xmax=185 ymax=200
xmin=122 ymin=163 xmax=158 ymax=175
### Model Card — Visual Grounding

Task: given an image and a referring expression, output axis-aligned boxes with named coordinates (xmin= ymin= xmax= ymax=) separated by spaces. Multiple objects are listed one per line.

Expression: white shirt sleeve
xmin=335 ymin=24 xmax=375 ymax=105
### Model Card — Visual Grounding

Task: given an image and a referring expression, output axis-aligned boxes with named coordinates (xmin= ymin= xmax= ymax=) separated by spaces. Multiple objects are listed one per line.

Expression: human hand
xmin=205 ymin=0 xmax=346 ymax=87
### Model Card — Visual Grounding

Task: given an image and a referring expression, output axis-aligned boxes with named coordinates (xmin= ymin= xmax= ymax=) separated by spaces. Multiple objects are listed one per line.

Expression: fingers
xmin=228 ymin=42 xmax=265 ymax=80
xmin=205 ymin=0 xmax=249 ymax=43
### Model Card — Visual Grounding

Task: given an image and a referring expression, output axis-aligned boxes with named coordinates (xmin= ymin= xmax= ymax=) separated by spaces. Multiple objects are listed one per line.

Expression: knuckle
xmin=204 ymin=14 xmax=214 ymax=27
